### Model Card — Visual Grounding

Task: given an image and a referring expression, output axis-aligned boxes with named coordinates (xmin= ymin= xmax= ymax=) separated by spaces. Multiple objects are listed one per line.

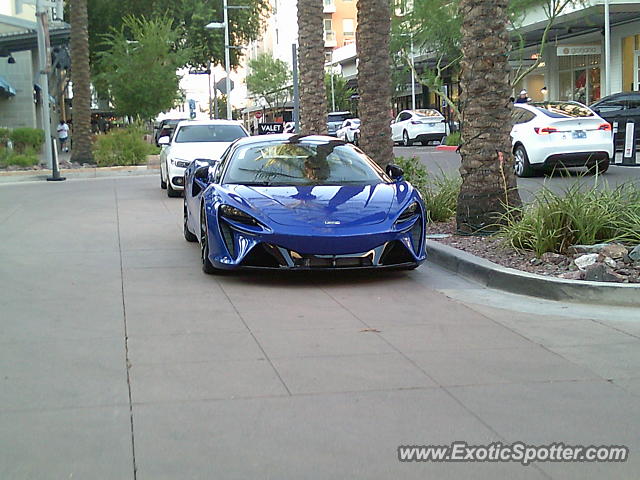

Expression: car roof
xmin=328 ymin=111 xmax=351 ymax=115
xmin=176 ymin=119 xmax=245 ymax=127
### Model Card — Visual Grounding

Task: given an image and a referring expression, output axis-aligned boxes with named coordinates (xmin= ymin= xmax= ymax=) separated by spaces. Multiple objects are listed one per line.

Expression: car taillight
xmin=598 ymin=123 xmax=612 ymax=131
xmin=534 ymin=127 xmax=558 ymax=135
xmin=410 ymin=120 xmax=422 ymax=125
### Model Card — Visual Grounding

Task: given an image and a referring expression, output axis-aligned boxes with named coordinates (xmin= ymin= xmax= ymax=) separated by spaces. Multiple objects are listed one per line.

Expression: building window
xmin=342 ymin=19 xmax=354 ymax=37
xmin=558 ymin=54 xmax=601 ymax=104
xmin=324 ymin=18 xmax=333 ymax=32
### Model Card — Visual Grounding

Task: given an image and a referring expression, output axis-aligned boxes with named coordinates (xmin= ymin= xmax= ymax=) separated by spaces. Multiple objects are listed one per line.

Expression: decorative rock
xmin=629 ymin=245 xmax=640 ymax=262
xmin=560 ymin=270 xmax=585 ymax=280
xmin=597 ymin=254 xmax=618 ymax=269
xmin=600 ymin=244 xmax=628 ymax=260
xmin=567 ymin=243 xmax=611 ymax=255
xmin=584 ymin=264 xmax=627 ymax=283
xmin=574 ymin=253 xmax=599 ymax=271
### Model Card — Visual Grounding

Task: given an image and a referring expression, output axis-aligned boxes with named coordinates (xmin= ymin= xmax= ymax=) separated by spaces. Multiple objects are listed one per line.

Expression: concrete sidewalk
xmin=1 ymin=176 xmax=639 ymax=479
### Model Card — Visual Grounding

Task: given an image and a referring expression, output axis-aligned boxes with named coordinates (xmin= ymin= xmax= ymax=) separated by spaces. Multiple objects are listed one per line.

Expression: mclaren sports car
xmin=182 ymin=134 xmax=427 ymax=273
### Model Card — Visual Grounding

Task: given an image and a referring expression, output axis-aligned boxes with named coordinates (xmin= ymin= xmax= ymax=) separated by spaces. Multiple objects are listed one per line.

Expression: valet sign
xmin=557 ymin=45 xmax=602 ymax=56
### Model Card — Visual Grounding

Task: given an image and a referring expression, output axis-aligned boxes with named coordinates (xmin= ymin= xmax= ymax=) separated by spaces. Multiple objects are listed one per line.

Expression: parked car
xmin=511 ymin=101 xmax=613 ymax=177
xmin=336 ymin=118 xmax=360 ymax=144
xmin=391 ymin=109 xmax=449 ymax=146
xmin=159 ymin=119 xmax=249 ymax=197
xmin=154 ymin=118 xmax=184 ymax=146
xmin=327 ymin=111 xmax=352 ymax=136
xmin=182 ymin=134 xmax=427 ymax=273
xmin=590 ymin=92 xmax=640 ymax=151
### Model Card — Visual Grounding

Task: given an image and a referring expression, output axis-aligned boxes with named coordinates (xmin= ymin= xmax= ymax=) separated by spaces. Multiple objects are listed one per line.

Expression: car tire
xmin=183 ymin=202 xmax=197 ymax=242
xmin=167 ymin=180 xmax=181 ymax=198
xmin=440 ymin=135 xmax=448 ymax=145
xmin=160 ymin=169 xmax=167 ymax=189
xmin=514 ymin=145 xmax=535 ymax=178
xmin=588 ymin=159 xmax=610 ymax=174
xmin=402 ymin=131 xmax=413 ymax=147
xmin=200 ymin=207 xmax=220 ymax=274
xmin=353 ymin=133 xmax=359 ymax=146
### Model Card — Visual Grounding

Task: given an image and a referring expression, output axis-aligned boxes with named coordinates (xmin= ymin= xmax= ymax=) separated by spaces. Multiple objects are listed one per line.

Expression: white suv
xmin=391 ymin=109 xmax=449 ymax=146
xmin=159 ymin=120 xmax=248 ymax=197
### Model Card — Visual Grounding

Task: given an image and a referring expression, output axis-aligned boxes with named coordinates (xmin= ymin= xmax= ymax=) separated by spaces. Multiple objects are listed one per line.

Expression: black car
xmin=154 ymin=118 xmax=184 ymax=146
xmin=590 ymin=92 xmax=640 ymax=150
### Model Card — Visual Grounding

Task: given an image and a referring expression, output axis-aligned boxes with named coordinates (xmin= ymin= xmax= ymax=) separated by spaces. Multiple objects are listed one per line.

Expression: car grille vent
xmin=380 ymin=241 xmax=414 ymax=266
xmin=219 ymin=221 xmax=235 ymax=257
xmin=241 ymin=244 xmax=282 ymax=268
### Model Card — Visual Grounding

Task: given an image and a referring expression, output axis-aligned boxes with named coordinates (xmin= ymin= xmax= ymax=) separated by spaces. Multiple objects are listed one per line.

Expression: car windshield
xmin=531 ymin=102 xmax=595 ymax=118
xmin=328 ymin=113 xmax=351 ymax=123
xmin=223 ymin=140 xmax=388 ymax=186
xmin=174 ymin=124 xmax=247 ymax=143
xmin=414 ymin=109 xmax=443 ymax=118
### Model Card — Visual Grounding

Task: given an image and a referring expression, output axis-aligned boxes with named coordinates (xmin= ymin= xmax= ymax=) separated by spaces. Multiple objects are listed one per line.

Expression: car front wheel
xmin=160 ymin=167 xmax=167 ymax=189
xmin=184 ymin=201 xmax=197 ymax=242
xmin=200 ymin=208 xmax=220 ymax=274
xmin=514 ymin=145 xmax=535 ymax=178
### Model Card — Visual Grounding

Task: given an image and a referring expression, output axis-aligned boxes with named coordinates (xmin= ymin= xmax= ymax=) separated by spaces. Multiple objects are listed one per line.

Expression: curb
xmin=435 ymin=145 xmax=459 ymax=152
xmin=0 ymin=165 xmax=158 ymax=183
xmin=426 ymin=241 xmax=640 ymax=307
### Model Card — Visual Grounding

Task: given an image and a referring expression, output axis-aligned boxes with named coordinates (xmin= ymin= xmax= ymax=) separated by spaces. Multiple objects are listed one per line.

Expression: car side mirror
xmin=194 ymin=165 xmax=211 ymax=182
xmin=158 ymin=136 xmax=170 ymax=146
xmin=386 ymin=164 xmax=404 ymax=181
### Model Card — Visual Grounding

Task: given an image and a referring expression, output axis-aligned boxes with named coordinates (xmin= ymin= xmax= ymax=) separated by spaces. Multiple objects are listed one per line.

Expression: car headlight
xmin=170 ymin=158 xmax=191 ymax=168
xmin=219 ymin=205 xmax=261 ymax=227
xmin=396 ymin=202 xmax=420 ymax=223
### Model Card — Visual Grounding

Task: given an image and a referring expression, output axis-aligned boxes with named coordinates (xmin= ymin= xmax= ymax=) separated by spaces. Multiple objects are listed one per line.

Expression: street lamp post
xmin=206 ymin=2 xmax=249 ymax=121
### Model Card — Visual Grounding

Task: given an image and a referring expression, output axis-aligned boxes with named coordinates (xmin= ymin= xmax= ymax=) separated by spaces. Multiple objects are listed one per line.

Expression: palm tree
xmin=356 ymin=0 xmax=394 ymax=168
xmin=70 ymin=0 xmax=94 ymax=163
xmin=297 ymin=0 xmax=327 ymax=135
xmin=456 ymin=0 xmax=521 ymax=234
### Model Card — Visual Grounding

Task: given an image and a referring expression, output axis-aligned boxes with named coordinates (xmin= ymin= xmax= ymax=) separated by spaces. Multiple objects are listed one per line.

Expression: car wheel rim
xmin=515 ymin=150 xmax=524 ymax=176
xmin=200 ymin=213 xmax=208 ymax=263
xmin=403 ymin=132 xmax=408 ymax=145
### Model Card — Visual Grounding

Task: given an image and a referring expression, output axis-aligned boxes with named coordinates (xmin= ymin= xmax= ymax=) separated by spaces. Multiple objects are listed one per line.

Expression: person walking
xmin=57 ymin=120 xmax=70 ymax=152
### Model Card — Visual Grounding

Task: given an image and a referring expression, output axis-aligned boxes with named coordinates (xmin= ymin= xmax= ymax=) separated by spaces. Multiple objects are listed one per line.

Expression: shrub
xmin=0 ymin=147 xmax=38 ymax=168
xmin=395 ymin=156 xmax=461 ymax=222
xmin=10 ymin=128 xmax=45 ymax=153
xmin=445 ymin=131 xmax=461 ymax=146
xmin=499 ymin=182 xmax=640 ymax=256
xmin=93 ymin=126 xmax=157 ymax=166
xmin=0 ymin=128 xmax=10 ymax=146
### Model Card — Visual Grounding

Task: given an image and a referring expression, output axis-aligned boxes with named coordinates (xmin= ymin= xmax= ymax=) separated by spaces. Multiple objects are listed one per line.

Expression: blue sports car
xmin=182 ymin=134 xmax=427 ymax=273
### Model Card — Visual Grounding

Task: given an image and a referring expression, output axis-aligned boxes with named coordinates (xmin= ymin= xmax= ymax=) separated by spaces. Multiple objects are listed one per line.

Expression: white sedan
xmin=159 ymin=119 xmax=248 ymax=197
xmin=391 ymin=109 xmax=449 ymax=146
xmin=511 ymin=102 xmax=613 ymax=177
xmin=336 ymin=118 xmax=360 ymax=145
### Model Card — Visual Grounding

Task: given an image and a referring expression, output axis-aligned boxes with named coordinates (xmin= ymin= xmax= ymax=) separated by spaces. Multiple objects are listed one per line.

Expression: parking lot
xmin=1 ymin=175 xmax=640 ymax=479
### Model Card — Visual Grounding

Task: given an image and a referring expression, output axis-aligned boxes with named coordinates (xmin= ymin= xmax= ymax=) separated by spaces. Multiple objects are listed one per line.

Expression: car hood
xmin=227 ymin=184 xmax=397 ymax=227
xmin=170 ymin=142 xmax=231 ymax=161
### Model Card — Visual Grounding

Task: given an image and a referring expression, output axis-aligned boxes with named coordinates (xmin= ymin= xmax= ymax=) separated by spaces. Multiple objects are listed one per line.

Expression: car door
xmin=593 ymin=99 xmax=628 ymax=150
xmin=510 ymin=108 xmax=536 ymax=148
xmin=392 ymin=112 xmax=410 ymax=141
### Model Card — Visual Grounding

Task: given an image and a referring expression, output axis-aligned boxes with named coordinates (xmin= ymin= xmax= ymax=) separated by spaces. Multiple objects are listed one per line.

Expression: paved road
xmin=1 ymin=176 xmax=639 ymax=479
xmin=395 ymin=146 xmax=640 ymax=203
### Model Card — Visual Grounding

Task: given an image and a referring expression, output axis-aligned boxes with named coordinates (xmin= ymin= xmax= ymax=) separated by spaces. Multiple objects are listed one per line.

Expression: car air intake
xmin=380 ymin=241 xmax=414 ymax=266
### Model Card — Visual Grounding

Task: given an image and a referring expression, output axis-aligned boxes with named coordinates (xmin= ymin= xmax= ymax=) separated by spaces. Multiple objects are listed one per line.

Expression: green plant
xmin=93 ymin=126 xmax=157 ymax=166
xmin=0 ymin=147 xmax=39 ymax=168
xmin=445 ymin=131 xmax=461 ymax=146
xmin=498 ymin=182 xmax=640 ymax=256
xmin=0 ymin=127 xmax=10 ymax=146
xmin=9 ymin=128 xmax=45 ymax=153
xmin=395 ymin=156 xmax=462 ymax=222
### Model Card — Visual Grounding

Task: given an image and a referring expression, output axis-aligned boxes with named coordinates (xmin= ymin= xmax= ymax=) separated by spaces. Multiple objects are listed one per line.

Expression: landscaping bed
xmin=427 ymin=220 xmax=640 ymax=283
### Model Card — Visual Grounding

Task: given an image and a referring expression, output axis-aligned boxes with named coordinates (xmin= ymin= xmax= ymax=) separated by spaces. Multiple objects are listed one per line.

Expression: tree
xmin=69 ymin=0 xmax=93 ymax=163
xmin=324 ymin=73 xmax=355 ymax=113
xmin=246 ymin=53 xmax=292 ymax=113
xmin=356 ymin=0 xmax=394 ymax=168
xmin=392 ymin=0 xmax=581 ymax=122
xmin=456 ymin=0 xmax=522 ymax=234
xmin=96 ymin=16 xmax=188 ymax=120
xmin=297 ymin=0 xmax=327 ymax=135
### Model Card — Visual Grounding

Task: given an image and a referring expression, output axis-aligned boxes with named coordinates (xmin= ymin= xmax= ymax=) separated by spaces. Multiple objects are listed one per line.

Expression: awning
xmin=0 ymin=75 xmax=16 ymax=97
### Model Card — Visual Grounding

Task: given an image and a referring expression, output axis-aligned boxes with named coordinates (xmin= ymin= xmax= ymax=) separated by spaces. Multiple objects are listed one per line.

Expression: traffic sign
xmin=216 ymin=78 xmax=234 ymax=95
xmin=255 ymin=111 xmax=262 ymax=119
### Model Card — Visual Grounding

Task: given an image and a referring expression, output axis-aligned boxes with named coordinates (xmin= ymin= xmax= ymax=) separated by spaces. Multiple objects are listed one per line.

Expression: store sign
xmin=557 ymin=45 xmax=602 ymax=56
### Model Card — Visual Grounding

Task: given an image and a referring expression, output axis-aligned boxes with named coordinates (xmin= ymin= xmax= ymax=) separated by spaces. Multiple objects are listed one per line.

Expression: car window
xmin=223 ymin=141 xmax=388 ymax=186
xmin=595 ymin=102 xmax=625 ymax=113
xmin=531 ymin=102 xmax=594 ymax=118
xmin=520 ymin=110 xmax=536 ymax=123
xmin=511 ymin=110 xmax=525 ymax=123
xmin=328 ymin=113 xmax=351 ymax=123
xmin=174 ymin=124 xmax=248 ymax=143
xmin=626 ymin=99 xmax=640 ymax=110
xmin=399 ymin=112 xmax=412 ymax=121
xmin=414 ymin=109 xmax=443 ymax=118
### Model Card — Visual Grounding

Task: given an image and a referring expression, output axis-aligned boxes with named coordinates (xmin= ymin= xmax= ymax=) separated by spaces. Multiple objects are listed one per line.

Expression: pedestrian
xmin=56 ymin=120 xmax=70 ymax=152
xmin=514 ymin=89 xmax=530 ymax=104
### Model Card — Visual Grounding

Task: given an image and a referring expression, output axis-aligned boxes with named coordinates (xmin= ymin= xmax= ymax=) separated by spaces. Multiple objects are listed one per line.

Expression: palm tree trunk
xmin=456 ymin=0 xmax=521 ymax=234
xmin=70 ymin=0 xmax=94 ymax=163
xmin=297 ymin=0 xmax=327 ymax=135
xmin=356 ymin=0 xmax=394 ymax=168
